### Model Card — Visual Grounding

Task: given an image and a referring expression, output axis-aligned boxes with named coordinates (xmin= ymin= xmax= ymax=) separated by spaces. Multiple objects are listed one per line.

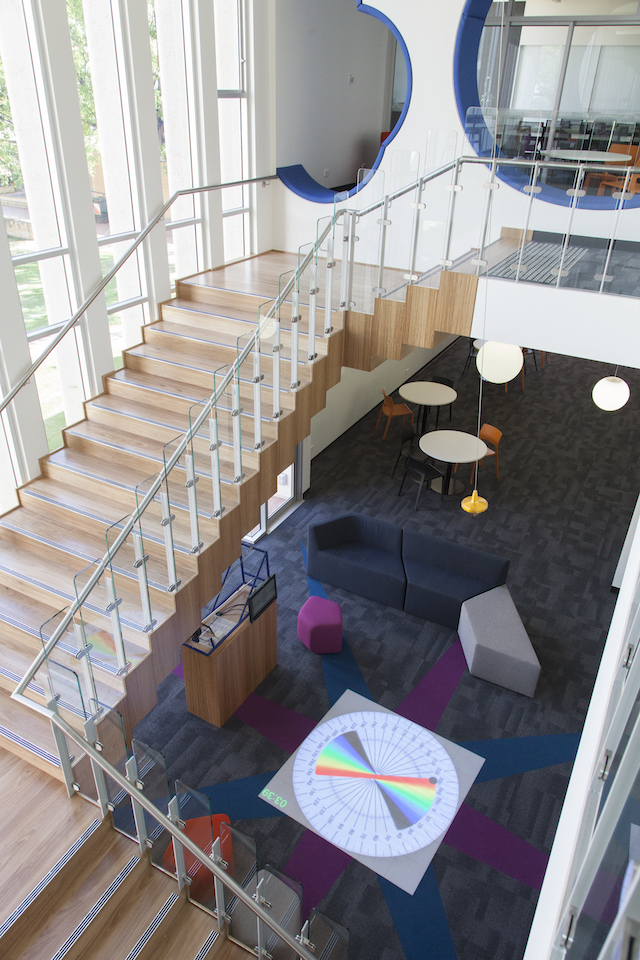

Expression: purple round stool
xmin=297 ymin=596 xmax=343 ymax=653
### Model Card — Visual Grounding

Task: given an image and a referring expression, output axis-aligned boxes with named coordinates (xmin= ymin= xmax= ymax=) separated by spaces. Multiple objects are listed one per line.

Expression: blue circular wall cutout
xmin=277 ymin=2 xmax=413 ymax=204
xmin=454 ymin=0 xmax=640 ymax=210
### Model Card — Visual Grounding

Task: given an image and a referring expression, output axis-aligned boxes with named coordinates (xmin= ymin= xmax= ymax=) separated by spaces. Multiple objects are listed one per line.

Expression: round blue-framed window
xmin=454 ymin=0 xmax=640 ymax=210
xmin=277 ymin=2 xmax=413 ymax=205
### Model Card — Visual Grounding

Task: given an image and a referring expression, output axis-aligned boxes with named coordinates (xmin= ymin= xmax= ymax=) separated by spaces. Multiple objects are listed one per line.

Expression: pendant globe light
xmin=592 ymin=368 xmax=630 ymax=411
xmin=476 ymin=341 xmax=523 ymax=384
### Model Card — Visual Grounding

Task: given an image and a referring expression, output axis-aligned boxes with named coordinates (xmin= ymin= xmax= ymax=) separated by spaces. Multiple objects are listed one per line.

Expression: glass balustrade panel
xmin=259 ymin=866 xmax=302 ymax=960
xmin=307 ymin=909 xmax=350 ymax=960
xmin=176 ymin=780 xmax=217 ymax=914
xmin=349 ymin=168 xmax=385 ymax=315
xmin=104 ymin=516 xmax=155 ymax=637
xmin=558 ymin=176 xmax=620 ymax=294
xmin=608 ymin=182 xmax=640 ymax=300
xmin=212 ymin=362 xmax=238 ymax=518
xmin=36 ymin=606 xmax=91 ymax=715
xmin=221 ymin=823 xmax=258 ymax=950
xmin=163 ymin=433 xmax=202 ymax=558
xmin=316 ymin=214 xmax=341 ymax=332
xmin=131 ymin=739 xmax=174 ymax=873
xmin=257 ymin=302 xmax=282 ymax=424
xmin=187 ymin=399 xmax=220 ymax=537
xmin=381 ymin=149 xmax=421 ymax=301
xmin=134 ymin=472 xmax=183 ymax=587
xmin=414 ymin=131 xmax=458 ymax=288
xmin=92 ymin=702 xmax=136 ymax=839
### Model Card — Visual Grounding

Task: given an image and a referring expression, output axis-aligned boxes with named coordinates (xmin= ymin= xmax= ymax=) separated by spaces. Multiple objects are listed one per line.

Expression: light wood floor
xmin=0 ymin=744 xmax=100 ymax=927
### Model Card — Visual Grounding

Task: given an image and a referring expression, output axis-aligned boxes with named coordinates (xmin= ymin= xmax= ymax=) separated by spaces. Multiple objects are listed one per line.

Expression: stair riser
xmin=0 ymin=729 xmax=66 ymax=783
xmin=160 ymin=302 xmax=256 ymax=335
xmin=176 ymin=281 xmax=267 ymax=313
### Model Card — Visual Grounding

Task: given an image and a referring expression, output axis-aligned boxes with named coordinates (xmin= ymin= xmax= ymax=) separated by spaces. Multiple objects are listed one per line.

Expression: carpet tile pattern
xmin=134 ymin=336 xmax=640 ymax=959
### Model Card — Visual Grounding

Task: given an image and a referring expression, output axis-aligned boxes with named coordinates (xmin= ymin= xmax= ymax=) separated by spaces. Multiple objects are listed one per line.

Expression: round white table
xmin=541 ymin=149 xmax=632 ymax=163
xmin=420 ymin=429 xmax=487 ymax=495
xmin=399 ymin=381 xmax=457 ymax=433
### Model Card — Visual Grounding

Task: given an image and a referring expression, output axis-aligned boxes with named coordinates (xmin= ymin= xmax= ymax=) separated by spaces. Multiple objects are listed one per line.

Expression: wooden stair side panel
xmin=372 ymin=298 xmax=406 ymax=361
xmin=432 ymin=270 xmax=478 ymax=338
xmin=404 ymin=284 xmax=439 ymax=348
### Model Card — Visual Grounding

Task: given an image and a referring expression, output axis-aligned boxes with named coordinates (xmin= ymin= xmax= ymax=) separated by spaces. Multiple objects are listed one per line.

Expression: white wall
xmin=309 ymin=337 xmax=456 ymax=456
xmin=471 ymin=278 xmax=640 ymax=369
xmin=275 ymin=0 xmax=391 ymax=189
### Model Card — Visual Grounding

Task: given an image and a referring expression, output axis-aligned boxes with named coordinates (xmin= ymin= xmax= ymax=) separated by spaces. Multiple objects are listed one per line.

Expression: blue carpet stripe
xmin=300 ymin=539 xmax=371 ymax=705
xmin=379 ymin=867 xmax=457 ymax=960
xmin=459 ymin=732 xmax=582 ymax=782
xmin=201 ymin=771 xmax=286 ymax=819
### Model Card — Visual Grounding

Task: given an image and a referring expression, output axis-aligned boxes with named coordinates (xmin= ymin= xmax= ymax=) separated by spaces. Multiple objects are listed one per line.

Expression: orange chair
xmin=586 ymin=144 xmax=640 ymax=196
xmin=375 ymin=389 xmax=414 ymax=440
xmin=471 ymin=424 xmax=502 ymax=482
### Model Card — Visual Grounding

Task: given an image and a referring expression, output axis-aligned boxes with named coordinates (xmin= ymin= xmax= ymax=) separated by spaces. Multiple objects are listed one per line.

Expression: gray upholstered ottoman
xmin=458 ymin=585 xmax=541 ymax=697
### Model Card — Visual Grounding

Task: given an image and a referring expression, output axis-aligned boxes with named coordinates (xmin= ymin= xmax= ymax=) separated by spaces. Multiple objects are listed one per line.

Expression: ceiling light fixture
xmin=592 ymin=369 xmax=630 ymax=411
xmin=476 ymin=341 xmax=524 ymax=384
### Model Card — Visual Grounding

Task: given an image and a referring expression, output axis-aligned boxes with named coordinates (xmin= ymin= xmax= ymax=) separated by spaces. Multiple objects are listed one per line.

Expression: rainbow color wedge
xmin=315 ymin=733 xmax=437 ymax=827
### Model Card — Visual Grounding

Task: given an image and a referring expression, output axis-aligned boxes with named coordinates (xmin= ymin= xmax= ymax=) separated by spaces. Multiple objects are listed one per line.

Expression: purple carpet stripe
xmin=396 ymin=640 xmax=467 ymax=730
xmin=234 ymin=693 xmax=317 ymax=753
xmin=172 ymin=660 xmax=184 ymax=679
xmin=283 ymin=829 xmax=352 ymax=920
xmin=444 ymin=804 xmax=548 ymax=890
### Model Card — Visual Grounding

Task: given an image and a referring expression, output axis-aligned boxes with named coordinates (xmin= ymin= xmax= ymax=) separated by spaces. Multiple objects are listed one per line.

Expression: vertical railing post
xmin=105 ymin=573 xmax=129 ymax=675
xmin=307 ymin=258 xmax=318 ymax=361
xmin=160 ymin=488 xmax=180 ymax=591
xmin=84 ymin=716 xmax=110 ymax=817
xmin=211 ymin=836 xmax=228 ymax=932
xmin=555 ymin=164 xmax=585 ymax=286
xmin=324 ymin=237 xmax=334 ymax=335
xmin=46 ymin=690 xmax=76 ymax=796
xmin=168 ymin=796 xmax=187 ymax=892
xmin=407 ymin=180 xmax=425 ymax=282
xmin=74 ymin=620 xmax=99 ymax=712
xmin=209 ymin=417 xmax=224 ymax=518
xmin=185 ymin=453 xmax=203 ymax=553
xmin=255 ymin=876 xmax=268 ymax=959
xmin=272 ymin=320 xmax=282 ymax=420
xmin=231 ymin=379 xmax=244 ymax=482
xmin=126 ymin=756 xmax=148 ymax=856
xmin=339 ymin=210 xmax=350 ymax=310
xmin=290 ymin=291 xmax=300 ymax=387
xmin=441 ymin=157 xmax=461 ymax=268
xmin=253 ymin=342 xmax=264 ymax=447
xmin=374 ymin=196 xmax=390 ymax=295
xmin=133 ymin=531 xmax=156 ymax=632
xmin=347 ymin=210 xmax=358 ymax=309
xmin=599 ymin=166 xmax=632 ymax=293
xmin=515 ymin=160 xmax=541 ymax=282
xmin=472 ymin=167 xmax=499 ymax=275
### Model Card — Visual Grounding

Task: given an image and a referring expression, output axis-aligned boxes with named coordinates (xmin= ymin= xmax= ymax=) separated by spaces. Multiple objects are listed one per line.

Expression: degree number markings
xmin=292 ymin=711 xmax=459 ymax=858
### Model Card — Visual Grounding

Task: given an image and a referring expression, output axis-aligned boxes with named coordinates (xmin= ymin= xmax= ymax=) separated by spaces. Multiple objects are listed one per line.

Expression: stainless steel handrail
xmin=10 ymin=697 xmax=317 ymax=960
xmin=0 ymin=174 xmax=278 ymax=418
xmin=12 ymin=211 xmax=339 ymax=698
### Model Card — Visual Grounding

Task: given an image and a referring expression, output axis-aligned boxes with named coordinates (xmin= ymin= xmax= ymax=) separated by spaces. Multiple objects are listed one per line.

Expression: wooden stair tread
xmin=4 ymin=828 xmax=138 ymax=960
xmin=0 ymin=687 xmax=65 ymax=774
xmin=20 ymin=477 xmax=218 ymax=553
xmin=76 ymin=862 xmax=176 ymax=960
xmin=134 ymin=896 xmax=219 ymax=960
xmin=87 ymin=394 xmax=276 ymax=454
xmin=0 ymin=506 xmax=195 ymax=591
xmin=45 ymin=447 xmax=239 ymax=515
xmin=0 ymin=745 xmax=99 ymax=928
xmin=64 ymin=420 xmax=259 ymax=484
xmin=162 ymin=296 xmax=262 ymax=326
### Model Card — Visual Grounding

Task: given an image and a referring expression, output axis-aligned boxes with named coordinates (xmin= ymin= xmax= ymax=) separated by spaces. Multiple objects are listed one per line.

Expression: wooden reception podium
xmin=182 ymin=594 xmax=278 ymax=728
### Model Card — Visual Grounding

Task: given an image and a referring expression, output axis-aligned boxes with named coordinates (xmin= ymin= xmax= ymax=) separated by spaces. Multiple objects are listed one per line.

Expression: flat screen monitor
xmin=248 ymin=573 xmax=277 ymax=622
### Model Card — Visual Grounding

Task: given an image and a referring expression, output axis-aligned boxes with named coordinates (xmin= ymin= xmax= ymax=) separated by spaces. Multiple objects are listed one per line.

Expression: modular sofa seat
xmin=402 ymin=529 xmax=510 ymax=628
xmin=307 ymin=513 xmax=406 ymax=609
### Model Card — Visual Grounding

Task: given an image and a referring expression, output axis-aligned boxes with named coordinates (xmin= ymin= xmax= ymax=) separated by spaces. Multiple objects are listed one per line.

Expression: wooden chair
xmin=586 ymin=144 xmax=640 ymax=196
xmin=471 ymin=423 xmax=502 ymax=482
xmin=375 ymin=389 xmax=414 ymax=440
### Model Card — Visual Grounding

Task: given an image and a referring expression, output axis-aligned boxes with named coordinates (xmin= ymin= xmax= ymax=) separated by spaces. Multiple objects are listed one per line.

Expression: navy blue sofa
xmin=306 ymin=513 xmax=406 ymax=609
xmin=402 ymin=529 xmax=509 ymax=628
xmin=306 ymin=514 xmax=509 ymax=628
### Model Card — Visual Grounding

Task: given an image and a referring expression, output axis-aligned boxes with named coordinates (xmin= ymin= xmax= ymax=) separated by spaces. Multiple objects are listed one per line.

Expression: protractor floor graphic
xmin=292 ymin=711 xmax=460 ymax=858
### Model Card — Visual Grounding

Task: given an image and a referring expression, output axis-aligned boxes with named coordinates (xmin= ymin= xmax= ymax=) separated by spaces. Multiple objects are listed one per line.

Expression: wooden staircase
xmin=0 ymin=812 xmax=246 ymax=960
xmin=0 ymin=252 xmax=342 ymax=782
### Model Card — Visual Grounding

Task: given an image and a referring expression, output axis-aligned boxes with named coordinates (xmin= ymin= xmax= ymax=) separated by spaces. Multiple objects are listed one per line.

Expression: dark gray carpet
xmin=134 ymin=336 xmax=640 ymax=960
